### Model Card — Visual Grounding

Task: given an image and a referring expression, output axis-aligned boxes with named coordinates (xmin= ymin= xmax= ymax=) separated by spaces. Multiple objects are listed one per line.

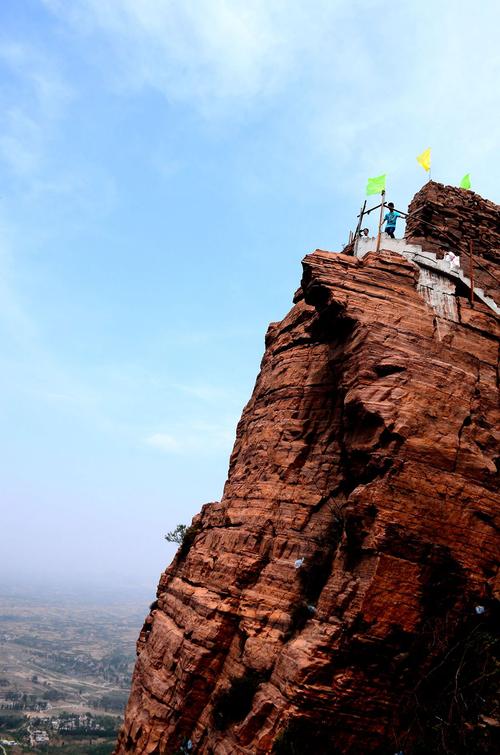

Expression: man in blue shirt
xmin=382 ymin=202 xmax=401 ymax=238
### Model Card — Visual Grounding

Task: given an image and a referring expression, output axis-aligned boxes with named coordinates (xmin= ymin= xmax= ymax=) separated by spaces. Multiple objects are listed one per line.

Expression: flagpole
xmin=353 ymin=199 xmax=366 ymax=257
xmin=375 ymin=190 xmax=385 ymax=254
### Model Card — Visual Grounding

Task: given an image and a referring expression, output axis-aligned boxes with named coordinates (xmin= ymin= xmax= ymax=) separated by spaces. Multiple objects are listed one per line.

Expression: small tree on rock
xmin=165 ymin=524 xmax=187 ymax=544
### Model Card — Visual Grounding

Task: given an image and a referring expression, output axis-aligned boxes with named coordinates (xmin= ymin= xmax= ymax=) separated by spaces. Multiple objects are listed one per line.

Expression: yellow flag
xmin=417 ymin=148 xmax=431 ymax=172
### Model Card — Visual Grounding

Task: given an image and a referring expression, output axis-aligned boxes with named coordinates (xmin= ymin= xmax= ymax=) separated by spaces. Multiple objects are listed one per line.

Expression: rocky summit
xmin=115 ymin=183 xmax=499 ymax=755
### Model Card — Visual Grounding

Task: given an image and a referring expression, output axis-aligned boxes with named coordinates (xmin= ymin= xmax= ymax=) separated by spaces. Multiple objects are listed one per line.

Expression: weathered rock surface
xmin=116 ymin=185 xmax=499 ymax=755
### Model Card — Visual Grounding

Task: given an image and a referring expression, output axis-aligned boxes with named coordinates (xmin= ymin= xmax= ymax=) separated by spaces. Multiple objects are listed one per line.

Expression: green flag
xmin=460 ymin=173 xmax=471 ymax=189
xmin=366 ymin=174 xmax=386 ymax=196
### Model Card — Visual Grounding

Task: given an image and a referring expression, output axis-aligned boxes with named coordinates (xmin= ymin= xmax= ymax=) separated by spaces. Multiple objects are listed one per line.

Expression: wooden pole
xmin=358 ymin=199 xmax=367 ymax=228
xmin=353 ymin=200 xmax=367 ymax=257
xmin=375 ymin=190 xmax=386 ymax=254
xmin=356 ymin=199 xmax=368 ymax=220
xmin=469 ymin=239 xmax=475 ymax=307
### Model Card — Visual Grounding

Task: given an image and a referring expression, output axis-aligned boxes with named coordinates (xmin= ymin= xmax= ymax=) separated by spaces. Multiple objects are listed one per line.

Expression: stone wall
xmin=406 ymin=181 xmax=500 ymax=299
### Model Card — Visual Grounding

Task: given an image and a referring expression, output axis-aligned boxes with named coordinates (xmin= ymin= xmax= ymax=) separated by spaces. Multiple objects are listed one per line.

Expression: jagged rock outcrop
xmin=116 ymin=184 xmax=499 ymax=755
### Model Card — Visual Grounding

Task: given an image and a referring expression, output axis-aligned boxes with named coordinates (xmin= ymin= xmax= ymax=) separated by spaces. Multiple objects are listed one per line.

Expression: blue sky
xmin=1 ymin=0 xmax=499 ymax=598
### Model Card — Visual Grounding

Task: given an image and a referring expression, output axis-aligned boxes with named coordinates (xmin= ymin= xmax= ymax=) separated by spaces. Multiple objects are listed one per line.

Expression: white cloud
xmin=42 ymin=0 xmax=500 ymax=206
xmin=145 ymin=420 xmax=236 ymax=455
xmin=0 ymin=38 xmax=119 ymax=224
xmin=0 ymin=42 xmax=72 ymax=178
xmin=174 ymin=382 xmax=237 ymax=403
xmin=145 ymin=432 xmax=180 ymax=452
xmin=43 ymin=0 xmax=348 ymax=112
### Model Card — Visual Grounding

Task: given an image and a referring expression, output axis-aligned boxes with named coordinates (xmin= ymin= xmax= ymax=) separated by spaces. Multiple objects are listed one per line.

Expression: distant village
xmin=1 ymin=710 xmax=120 ymax=751
xmin=28 ymin=712 xmax=118 ymax=748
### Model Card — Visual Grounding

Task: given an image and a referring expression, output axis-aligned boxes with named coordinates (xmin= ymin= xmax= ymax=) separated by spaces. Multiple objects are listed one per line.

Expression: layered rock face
xmin=116 ymin=187 xmax=499 ymax=755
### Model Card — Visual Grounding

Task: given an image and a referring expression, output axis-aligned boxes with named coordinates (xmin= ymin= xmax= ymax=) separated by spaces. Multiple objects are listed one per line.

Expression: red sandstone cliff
xmin=116 ymin=184 xmax=499 ymax=755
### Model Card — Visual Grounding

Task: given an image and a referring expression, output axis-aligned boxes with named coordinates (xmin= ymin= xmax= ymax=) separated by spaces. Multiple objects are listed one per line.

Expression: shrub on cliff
xmin=165 ymin=522 xmax=201 ymax=560
xmin=165 ymin=524 xmax=187 ymax=544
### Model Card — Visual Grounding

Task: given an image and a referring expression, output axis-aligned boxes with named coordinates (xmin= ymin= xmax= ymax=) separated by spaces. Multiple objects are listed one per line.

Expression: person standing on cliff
xmin=381 ymin=202 xmax=401 ymax=238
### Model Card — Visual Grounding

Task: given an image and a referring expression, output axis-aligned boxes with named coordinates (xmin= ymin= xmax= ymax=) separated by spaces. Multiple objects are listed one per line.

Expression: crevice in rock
xmin=234 ymin=540 xmax=272 ymax=591
xmin=273 ymin=337 xmax=315 ymax=356
xmin=453 ymin=412 xmax=472 ymax=472
xmin=310 ymin=308 xmax=357 ymax=345
xmin=420 ymin=546 xmax=466 ymax=619
xmin=339 ymin=397 xmax=404 ymax=499
xmin=284 ymin=504 xmax=345 ymax=640
xmin=373 ymin=363 xmax=407 ymax=377
xmin=342 ymin=503 xmax=378 ymax=572
xmin=472 ymin=509 xmax=500 ymax=532
xmin=212 ymin=668 xmax=271 ymax=731
xmin=453 ymin=362 xmax=480 ymax=473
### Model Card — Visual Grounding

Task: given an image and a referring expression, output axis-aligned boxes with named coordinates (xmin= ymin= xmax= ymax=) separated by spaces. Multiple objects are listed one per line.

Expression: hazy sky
xmin=1 ymin=0 xmax=499 ymax=598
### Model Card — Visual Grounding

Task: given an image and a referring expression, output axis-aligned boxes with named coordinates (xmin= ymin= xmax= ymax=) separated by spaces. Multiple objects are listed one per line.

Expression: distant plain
xmin=0 ymin=586 xmax=147 ymax=753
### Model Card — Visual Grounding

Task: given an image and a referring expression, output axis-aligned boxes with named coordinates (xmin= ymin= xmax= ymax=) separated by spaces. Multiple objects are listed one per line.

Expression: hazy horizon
xmin=2 ymin=0 xmax=500 ymax=596
xmin=0 ymin=573 xmax=154 ymax=606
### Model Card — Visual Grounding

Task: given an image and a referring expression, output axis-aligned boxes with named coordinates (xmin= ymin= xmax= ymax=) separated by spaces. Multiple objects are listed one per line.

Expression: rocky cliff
xmin=116 ymin=183 xmax=499 ymax=755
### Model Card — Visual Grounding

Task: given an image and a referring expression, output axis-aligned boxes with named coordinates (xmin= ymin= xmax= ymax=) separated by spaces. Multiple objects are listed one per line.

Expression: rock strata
xmin=116 ymin=188 xmax=499 ymax=755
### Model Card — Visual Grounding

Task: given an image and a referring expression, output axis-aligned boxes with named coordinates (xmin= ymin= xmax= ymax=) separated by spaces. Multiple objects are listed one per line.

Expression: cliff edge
xmin=115 ymin=183 xmax=499 ymax=755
